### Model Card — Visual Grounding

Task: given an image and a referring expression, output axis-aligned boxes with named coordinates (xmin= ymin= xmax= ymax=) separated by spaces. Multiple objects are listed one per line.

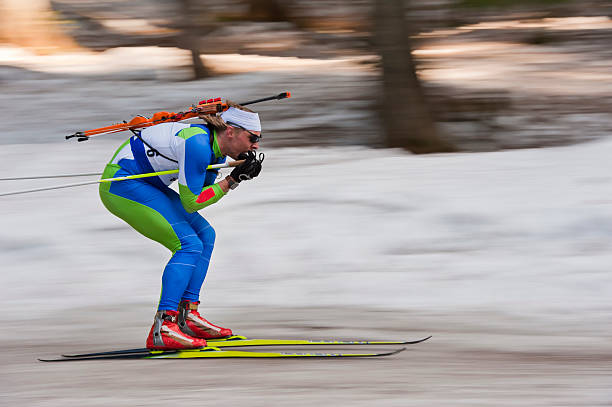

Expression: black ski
xmin=40 ymin=347 xmax=407 ymax=362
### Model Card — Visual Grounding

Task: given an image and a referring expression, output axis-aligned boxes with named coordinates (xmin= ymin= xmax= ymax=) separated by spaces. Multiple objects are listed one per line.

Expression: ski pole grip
xmin=228 ymin=160 xmax=245 ymax=167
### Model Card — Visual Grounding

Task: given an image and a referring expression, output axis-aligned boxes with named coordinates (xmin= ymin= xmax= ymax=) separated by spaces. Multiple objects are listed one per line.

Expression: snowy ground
xmin=1 ymin=137 xmax=611 ymax=406
xmin=1 ymin=37 xmax=611 ymax=405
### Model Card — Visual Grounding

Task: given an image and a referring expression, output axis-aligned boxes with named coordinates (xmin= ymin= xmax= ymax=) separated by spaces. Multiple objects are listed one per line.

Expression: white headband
xmin=220 ymin=107 xmax=261 ymax=132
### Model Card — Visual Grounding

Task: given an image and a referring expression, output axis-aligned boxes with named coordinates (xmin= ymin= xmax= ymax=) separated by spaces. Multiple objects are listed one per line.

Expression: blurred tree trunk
xmin=374 ymin=0 xmax=454 ymax=153
xmin=247 ymin=0 xmax=289 ymax=21
xmin=177 ymin=0 xmax=210 ymax=79
xmin=0 ymin=0 xmax=79 ymax=53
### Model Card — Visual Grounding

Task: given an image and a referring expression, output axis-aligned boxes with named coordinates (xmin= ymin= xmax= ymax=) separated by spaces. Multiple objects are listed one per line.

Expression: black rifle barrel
xmin=240 ymin=92 xmax=291 ymax=107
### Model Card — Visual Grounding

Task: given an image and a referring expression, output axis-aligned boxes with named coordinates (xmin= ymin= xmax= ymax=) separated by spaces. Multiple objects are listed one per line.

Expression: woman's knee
xmin=180 ymin=235 xmax=204 ymax=255
xmin=197 ymin=224 xmax=216 ymax=245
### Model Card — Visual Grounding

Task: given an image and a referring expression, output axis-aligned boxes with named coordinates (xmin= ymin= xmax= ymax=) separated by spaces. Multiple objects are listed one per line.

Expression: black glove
xmin=230 ymin=151 xmax=264 ymax=183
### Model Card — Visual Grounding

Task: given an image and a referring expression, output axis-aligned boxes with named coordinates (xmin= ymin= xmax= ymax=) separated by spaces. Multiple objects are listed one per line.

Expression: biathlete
xmin=99 ymin=103 xmax=263 ymax=350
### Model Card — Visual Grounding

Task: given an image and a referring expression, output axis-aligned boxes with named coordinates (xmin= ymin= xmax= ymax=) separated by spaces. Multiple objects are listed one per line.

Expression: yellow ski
xmin=147 ymin=347 xmax=406 ymax=359
xmin=58 ymin=335 xmax=431 ymax=359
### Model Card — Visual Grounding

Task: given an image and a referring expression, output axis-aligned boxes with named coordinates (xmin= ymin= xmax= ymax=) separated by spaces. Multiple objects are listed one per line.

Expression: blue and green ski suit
xmin=99 ymin=122 xmax=227 ymax=311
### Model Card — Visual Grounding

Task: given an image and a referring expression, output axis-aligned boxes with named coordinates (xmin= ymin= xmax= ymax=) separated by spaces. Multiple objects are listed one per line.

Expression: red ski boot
xmin=177 ymin=300 xmax=233 ymax=339
xmin=146 ymin=310 xmax=207 ymax=350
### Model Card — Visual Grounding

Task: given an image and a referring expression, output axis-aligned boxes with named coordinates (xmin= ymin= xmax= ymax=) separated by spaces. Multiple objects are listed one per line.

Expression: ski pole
xmin=0 ymin=173 xmax=103 ymax=181
xmin=0 ymin=161 xmax=243 ymax=198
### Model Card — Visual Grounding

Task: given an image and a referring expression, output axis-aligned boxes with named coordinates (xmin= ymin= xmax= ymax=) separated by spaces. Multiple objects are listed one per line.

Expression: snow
xmin=0 ymin=44 xmax=610 ymax=341
xmin=1 ymin=137 xmax=610 ymax=336
xmin=1 ymin=44 xmax=610 ymax=406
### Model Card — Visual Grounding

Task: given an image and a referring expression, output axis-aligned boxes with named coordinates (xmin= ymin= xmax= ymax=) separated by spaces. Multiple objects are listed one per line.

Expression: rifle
xmin=66 ymin=92 xmax=291 ymax=142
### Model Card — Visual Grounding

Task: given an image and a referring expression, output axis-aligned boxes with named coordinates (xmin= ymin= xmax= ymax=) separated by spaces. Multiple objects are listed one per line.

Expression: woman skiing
xmin=99 ymin=102 xmax=263 ymax=350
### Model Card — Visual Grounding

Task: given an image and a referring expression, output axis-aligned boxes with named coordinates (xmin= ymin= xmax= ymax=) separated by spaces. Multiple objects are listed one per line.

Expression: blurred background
xmin=2 ymin=0 xmax=611 ymax=150
xmin=1 ymin=1 xmax=611 ymax=406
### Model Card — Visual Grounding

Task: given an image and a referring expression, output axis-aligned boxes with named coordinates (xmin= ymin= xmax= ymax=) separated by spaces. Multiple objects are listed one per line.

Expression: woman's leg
xmin=99 ymin=166 xmax=203 ymax=311
xmin=183 ymin=214 xmax=215 ymax=302
xmin=160 ymin=187 xmax=216 ymax=303
xmin=157 ymin=189 xmax=231 ymax=339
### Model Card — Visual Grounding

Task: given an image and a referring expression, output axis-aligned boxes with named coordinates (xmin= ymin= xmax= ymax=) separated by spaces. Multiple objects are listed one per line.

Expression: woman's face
xmin=224 ymin=126 xmax=260 ymax=160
